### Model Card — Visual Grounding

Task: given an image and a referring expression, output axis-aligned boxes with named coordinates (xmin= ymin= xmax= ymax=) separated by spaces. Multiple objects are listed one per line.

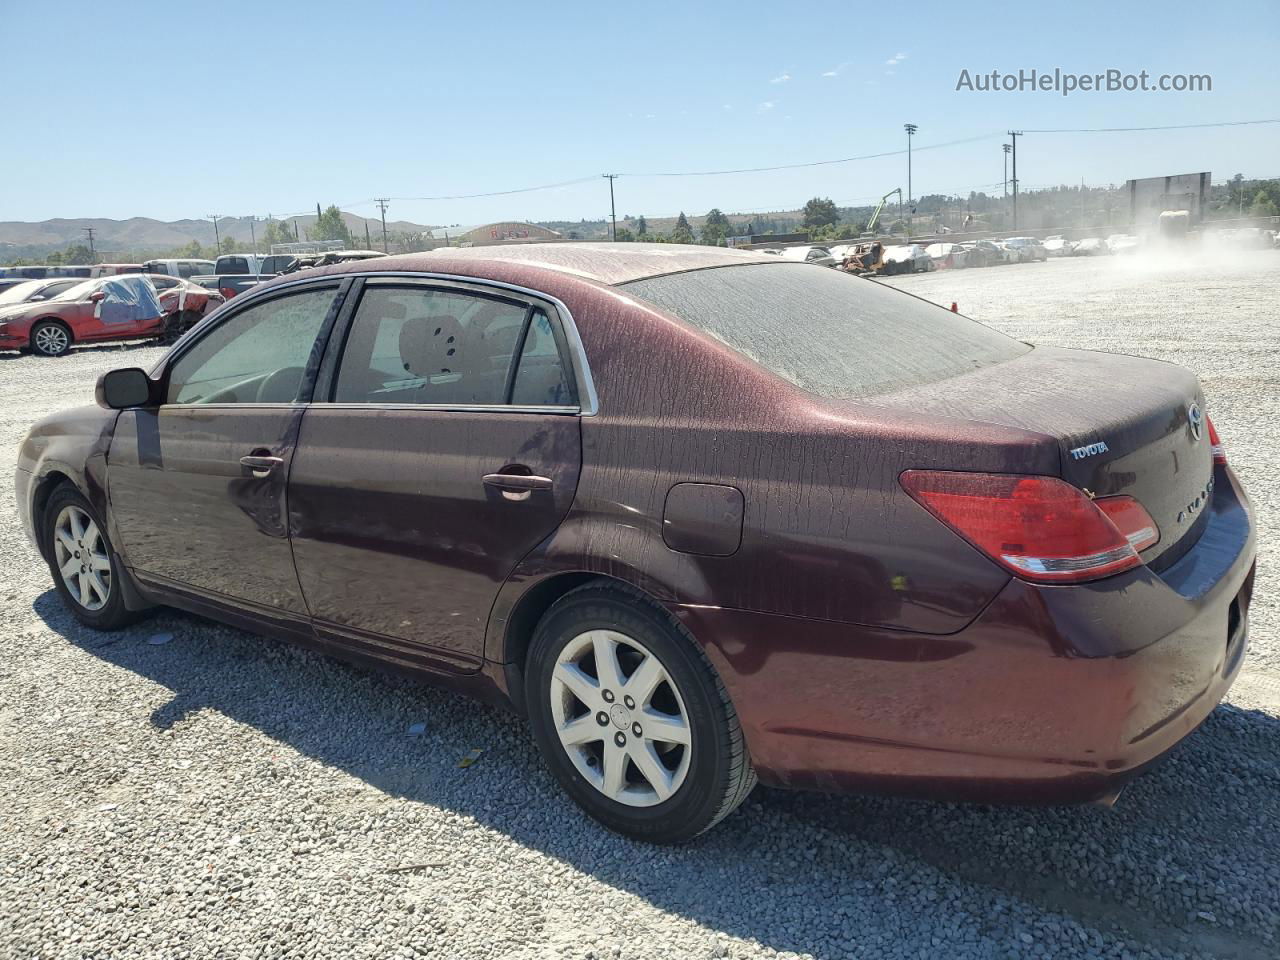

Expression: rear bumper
xmin=669 ymin=464 xmax=1255 ymax=804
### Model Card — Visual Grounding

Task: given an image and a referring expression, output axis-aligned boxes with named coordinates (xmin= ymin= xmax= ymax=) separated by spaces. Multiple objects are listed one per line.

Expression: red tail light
xmin=220 ymin=286 xmax=236 ymax=299
xmin=1095 ymin=496 xmax=1159 ymax=551
xmin=900 ymin=471 xmax=1147 ymax=583
xmin=1206 ymin=416 xmax=1227 ymax=465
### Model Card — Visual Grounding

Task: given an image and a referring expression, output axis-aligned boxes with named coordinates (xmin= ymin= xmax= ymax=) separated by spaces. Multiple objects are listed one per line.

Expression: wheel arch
xmin=31 ymin=470 xmax=78 ymax=559
xmin=498 ymin=571 xmax=679 ymax=716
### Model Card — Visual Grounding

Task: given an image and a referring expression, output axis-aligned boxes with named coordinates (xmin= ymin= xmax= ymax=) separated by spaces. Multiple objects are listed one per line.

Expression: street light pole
xmin=1007 ymin=131 xmax=1022 ymax=230
xmin=904 ymin=124 xmax=917 ymax=228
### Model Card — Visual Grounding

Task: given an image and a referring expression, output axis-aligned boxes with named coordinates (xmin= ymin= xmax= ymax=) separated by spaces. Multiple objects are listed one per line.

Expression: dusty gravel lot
xmin=2 ymin=253 xmax=1279 ymax=960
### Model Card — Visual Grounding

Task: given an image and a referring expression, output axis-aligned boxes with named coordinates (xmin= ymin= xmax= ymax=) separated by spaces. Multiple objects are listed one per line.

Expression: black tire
xmin=42 ymin=485 xmax=141 ymax=630
xmin=525 ymin=582 xmax=755 ymax=843
xmin=30 ymin=320 xmax=72 ymax=357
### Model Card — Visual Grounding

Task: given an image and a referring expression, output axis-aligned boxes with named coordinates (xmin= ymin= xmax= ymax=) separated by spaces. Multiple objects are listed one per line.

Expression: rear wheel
xmin=30 ymin=320 xmax=71 ymax=357
xmin=43 ymin=485 xmax=140 ymax=630
xmin=525 ymin=583 xmax=755 ymax=843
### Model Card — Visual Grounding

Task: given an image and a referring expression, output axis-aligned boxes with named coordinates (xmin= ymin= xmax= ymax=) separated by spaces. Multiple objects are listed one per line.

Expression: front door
xmin=287 ymin=279 xmax=583 ymax=671
xmin=107 ymin=283 xmax=344 ymax=615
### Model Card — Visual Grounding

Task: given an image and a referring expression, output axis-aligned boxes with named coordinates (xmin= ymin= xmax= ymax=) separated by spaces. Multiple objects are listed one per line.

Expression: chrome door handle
xmin=482 ymin=473 xmax=553 ymax=501
xmin=240 ymin=455 xmax=283 ymax=478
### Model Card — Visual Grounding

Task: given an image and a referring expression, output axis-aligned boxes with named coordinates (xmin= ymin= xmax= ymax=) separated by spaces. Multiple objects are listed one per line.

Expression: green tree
xmin=671 ymin=212 xmax=694 ymax=244
xmin=1249 ymin=190 xmax=1279 ymax=219
xmin=46 ymin=249 xmax=65 ymax=265
xmin=260 ymin=220 xmax=293 ymax=250
xmin=179 ymin=240 xmax=205 ymax=259
xmin=802 ymin=197 xmax=839 ymax=229
xmin=308 ymin=205 xmax=352 ymax=244
xmin=614 ymin=228 xmax=636 ymax=242
xmin=635 ymin=215 xmax=647 ymax=236
xmin=62 ymin=243 xmax=94 ymax=265
xmin=700 ymin=208 xmax=731 ymax=245
xmin=219 ymin=236 xmax=239 ymax=255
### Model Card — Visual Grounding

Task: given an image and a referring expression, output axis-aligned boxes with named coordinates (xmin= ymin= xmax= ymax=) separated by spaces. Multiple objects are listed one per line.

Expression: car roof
xmin=315 ymin=242 xmax=782 ymax=286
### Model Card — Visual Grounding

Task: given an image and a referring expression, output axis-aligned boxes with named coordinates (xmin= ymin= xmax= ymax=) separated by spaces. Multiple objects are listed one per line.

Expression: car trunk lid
xmin=869 ymin=345 xmax=1213 ymax=568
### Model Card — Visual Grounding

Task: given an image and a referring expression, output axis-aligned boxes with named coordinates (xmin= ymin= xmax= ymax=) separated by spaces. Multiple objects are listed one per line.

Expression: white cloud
xmin=757 ymin=100 xmax=775 ymax=113
xmin=770 ymin=72 xmax=791 ymax=84
xmin=821 ymin=61 xmax=850 ymax=78
xmin=722 ymin=103 xmax=733 ymax=110
xmin=885 ymin=51 xmax=909 ymax=66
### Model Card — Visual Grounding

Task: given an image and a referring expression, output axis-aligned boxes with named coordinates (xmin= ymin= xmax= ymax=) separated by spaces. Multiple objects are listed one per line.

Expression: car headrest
xmin=399 ymin=314 xmax=462 ymax=374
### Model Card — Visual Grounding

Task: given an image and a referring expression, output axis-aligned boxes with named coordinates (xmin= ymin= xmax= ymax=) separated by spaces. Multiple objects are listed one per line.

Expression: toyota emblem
xmin=1187 ymin=402 xmax=1203 ymax=441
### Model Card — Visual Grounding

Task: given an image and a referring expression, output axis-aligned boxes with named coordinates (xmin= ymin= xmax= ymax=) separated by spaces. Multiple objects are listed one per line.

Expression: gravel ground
xmin=2 ymin=256 xmax=1278 ymax=960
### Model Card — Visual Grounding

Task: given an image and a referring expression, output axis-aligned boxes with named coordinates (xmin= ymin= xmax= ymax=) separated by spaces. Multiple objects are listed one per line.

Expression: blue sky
xmin=3 ymin=0 xmax=1277 ymax=225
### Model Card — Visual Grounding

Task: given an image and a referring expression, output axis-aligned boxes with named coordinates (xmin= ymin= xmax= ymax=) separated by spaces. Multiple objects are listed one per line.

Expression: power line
xmin=1021 ymin=117 xmax=1280 ymax=134
xmin=621 ymin=133 xmax=1001 ymax=178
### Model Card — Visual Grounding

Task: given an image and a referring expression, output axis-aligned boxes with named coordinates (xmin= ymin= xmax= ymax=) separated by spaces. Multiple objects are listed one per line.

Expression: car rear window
xmin=623 ymin=263 xmax=1029 ymax=399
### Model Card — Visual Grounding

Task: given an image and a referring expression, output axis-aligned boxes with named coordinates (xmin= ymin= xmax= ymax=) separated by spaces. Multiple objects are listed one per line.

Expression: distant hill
xmin=0 ymin=213 xmax=436 ymax=258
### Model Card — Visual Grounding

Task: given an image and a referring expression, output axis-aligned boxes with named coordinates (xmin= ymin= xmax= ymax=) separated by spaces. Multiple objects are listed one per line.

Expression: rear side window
xmin=511 ymin=310 xmax=573 ymax=405
xmin=624 ymin=263 xmax=1029 ymax=399
xmin=333 ymin=287 xmax=530 ymax=405
xmin=220 ymin=257 xmax=248 ymax=274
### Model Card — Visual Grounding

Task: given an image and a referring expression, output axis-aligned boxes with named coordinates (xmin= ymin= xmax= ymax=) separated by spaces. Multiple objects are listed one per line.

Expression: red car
xmin=146 ymin=274 xmax=226 ymax=342
xmin=16 ymin=244 xmax=1255 ymax=842
xmin=0 ymin=275 xmax=166 ymax=356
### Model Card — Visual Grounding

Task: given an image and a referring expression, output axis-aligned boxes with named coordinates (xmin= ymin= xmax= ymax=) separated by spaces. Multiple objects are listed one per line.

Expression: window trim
xmin=315 ymin=274 xmax=596 ymax=416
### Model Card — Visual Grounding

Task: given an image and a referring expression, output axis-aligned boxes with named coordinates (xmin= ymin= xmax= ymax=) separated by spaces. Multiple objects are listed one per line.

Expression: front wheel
xmin=30 ymin=320 xmax=71 ymax=357
xmin=526 ymin=584 xmax=755 ymax=843
xmin=43 ymin=485 xmax=141 ymax=630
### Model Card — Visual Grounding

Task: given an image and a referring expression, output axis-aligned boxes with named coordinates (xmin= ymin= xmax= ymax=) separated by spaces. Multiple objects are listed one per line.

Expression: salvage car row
xmin=0 ymin=249 xmax=389 ymax=356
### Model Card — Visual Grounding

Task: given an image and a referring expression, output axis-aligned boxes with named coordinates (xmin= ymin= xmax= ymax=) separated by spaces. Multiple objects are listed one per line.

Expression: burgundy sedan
xmin=16 ymin=245 xmax=1255 ymax=842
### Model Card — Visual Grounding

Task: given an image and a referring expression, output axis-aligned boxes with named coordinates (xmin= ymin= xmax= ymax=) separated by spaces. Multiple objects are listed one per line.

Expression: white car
xmin=1105 ymin=234 xmax=1140 ymax=255
xmin=1002 ymin=237 xmax=1048 ymax=262
xmin=882 ymin=244 xmax=934 ymax=274
xmin=924 ymin=243 xmax=969 ymax=269
xmin=780 ymin=245 xmax=837 ymax=267
xmin=1071 ymin=237 xmax=1108 ymax=256
xmin=1043 ymin=235 xmax=1074 ymax=257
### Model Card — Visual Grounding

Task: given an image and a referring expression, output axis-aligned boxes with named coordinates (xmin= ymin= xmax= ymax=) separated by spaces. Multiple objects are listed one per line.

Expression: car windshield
xmin=0 ymin=280 xmax=43 ymax=304
xmin=51 ymin=280 xmax=99 ymax=302
xmin=624 ymin=263 xmax=1030 ymax=400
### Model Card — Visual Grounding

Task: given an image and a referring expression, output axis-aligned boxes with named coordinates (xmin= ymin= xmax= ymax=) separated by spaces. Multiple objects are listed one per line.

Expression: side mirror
xmin=89 ymin=291 xmax=106 ymax=303
xmin=96 ymin=367 xmax=153 ymax=410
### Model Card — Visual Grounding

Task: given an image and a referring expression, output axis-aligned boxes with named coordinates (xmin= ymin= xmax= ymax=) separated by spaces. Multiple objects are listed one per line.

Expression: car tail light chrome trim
xmin=900 ymin=470 xmax=1146 ymax=584
xmin=1207 ymin=416 xmax=1227 ymax=465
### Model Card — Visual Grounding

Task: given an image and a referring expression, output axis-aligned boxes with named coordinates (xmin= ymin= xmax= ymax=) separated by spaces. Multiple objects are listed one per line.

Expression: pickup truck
xmin=191 ymin=254 xmax=295 ymax=300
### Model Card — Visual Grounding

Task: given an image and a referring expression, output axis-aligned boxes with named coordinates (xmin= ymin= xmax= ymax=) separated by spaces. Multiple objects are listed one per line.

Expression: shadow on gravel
xmin=38 ymin=591 xmax=1279 ymax=959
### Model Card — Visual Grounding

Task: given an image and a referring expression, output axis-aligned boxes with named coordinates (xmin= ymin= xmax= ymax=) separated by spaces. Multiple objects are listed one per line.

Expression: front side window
xmin=333 ymin=287 xmax=531 ymax=405
xmin=166 ymin=287 xmax=336 ymax=404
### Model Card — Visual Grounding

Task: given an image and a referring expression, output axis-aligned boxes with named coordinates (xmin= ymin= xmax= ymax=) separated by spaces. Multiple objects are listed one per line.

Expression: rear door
xmin=108 ymin=281 xmax=347 ymax=616
xmin=287 ymin=278 xmax=583 ymax=672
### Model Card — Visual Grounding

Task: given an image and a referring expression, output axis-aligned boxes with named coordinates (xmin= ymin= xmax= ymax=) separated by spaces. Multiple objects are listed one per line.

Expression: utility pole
xmin=602 ymin=174 xmax=618 ymax=241
xmin=365 ymin=221 xmax=372 ymax=249
xmin=207 ymin=214 xmax=221 ymax=251
xmin=904 ymin=124 xmax=917 ymax=215
xmin=1007 ymin=131 xmax=1022 ymax=230
xmin=248 ymin=217 xmax=260 ymax=257
xmin=82 ymin=227 xmax=96 ymax=264
xmin=1002 ymin=143 xmax=1011 ymax=200
xmin=375 ymin=198 xmax=390 ymax=253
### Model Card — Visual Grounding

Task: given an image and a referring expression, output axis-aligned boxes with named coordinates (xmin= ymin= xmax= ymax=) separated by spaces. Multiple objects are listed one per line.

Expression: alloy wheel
xmin=34 ymin=324 xmax=69 ymax=356
xmin=52 ymin=505 xmax=111 ymax=611
xmin=549 ymin=629 xmax=692 ymax=807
